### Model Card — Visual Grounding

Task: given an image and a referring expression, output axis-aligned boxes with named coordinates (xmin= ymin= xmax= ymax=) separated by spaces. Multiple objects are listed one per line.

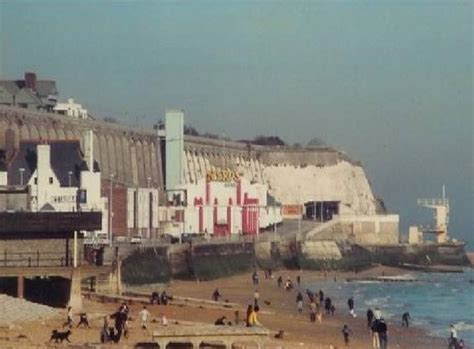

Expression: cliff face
xmin=0 ymin=106 xmax=381 ymax=216
xmin=262 ymin=161 xmax=378 ymax=216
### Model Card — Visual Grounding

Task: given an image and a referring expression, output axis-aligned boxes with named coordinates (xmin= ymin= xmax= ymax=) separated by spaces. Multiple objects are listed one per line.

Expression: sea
xmin=308 ymin=269 xmax=474 ymax=345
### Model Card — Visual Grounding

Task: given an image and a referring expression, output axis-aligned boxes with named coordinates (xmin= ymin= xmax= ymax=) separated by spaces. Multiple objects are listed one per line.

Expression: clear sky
xmin=1 ymin=1 xmax=472 ymax=245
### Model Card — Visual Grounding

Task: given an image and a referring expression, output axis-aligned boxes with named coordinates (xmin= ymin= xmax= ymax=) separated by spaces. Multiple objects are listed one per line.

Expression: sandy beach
xmin=1 ymin=266 xmax=450 ymax=349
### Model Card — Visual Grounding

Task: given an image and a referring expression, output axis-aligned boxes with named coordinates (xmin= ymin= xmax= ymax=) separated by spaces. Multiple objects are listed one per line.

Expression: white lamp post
xmin=109 ymin=174 xmax=115 ymax=246
xmin=68 ymin=171 xmax=73 ymax=187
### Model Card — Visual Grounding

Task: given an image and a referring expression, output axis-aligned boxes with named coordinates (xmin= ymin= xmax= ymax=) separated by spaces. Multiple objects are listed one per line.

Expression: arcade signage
xmin=206 ymin=169 xmax=240 ymax=182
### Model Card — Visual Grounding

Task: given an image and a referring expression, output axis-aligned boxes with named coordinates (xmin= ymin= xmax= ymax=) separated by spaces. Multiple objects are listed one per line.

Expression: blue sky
xmin=1 ymin=1 xmax=472 ymax=246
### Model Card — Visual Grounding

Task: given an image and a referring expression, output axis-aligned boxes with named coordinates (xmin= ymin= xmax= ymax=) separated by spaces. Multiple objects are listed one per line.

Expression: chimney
xmin=24 ymin=72 xmax=37 ymax=90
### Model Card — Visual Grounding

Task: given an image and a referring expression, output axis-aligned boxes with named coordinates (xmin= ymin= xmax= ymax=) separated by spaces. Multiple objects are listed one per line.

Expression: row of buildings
xmin=0 ymin=110 xmax=283 ymax=243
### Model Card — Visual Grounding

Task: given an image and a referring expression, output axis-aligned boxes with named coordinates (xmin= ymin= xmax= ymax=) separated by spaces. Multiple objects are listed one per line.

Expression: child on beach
xmin=296 ymin=292 xmax=304 ymax=313
xmin=138 ymin=306 xmax=151 ymax=329
xmin=341 ymin=324 xmax=353 ymax=346
xmin=309 ymin=300 xmax=316 ymax=322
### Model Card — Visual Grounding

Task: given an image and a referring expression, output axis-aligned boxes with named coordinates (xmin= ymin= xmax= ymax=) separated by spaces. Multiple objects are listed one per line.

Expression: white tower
xmin=417 ymin=185 xmax=450 ymax=244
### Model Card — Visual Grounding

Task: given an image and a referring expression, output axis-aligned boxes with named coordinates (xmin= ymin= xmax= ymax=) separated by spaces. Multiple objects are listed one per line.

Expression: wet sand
xmin=2 ymin=266 xmax=448 ymax=348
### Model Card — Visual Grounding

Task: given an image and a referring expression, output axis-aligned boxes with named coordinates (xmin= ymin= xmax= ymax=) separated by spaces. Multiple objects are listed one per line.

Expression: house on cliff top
xmin=0 ymin=72 xmax=58 ymax=111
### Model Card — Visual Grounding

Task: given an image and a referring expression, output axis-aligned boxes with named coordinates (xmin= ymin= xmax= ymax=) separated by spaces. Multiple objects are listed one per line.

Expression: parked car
xmin=130 ymin=235 xmax=143 ymax=244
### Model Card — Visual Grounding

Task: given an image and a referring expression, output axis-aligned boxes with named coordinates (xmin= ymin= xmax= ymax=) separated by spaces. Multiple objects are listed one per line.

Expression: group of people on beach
xmin=150 ymin=290 xmax=171 ymax=305
xmin=366 ymin=307 xmax=388 ymax=349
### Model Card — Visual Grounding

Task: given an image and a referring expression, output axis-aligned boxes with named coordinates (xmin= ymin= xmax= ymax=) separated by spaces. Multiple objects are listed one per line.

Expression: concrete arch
xmin=29 ymin=124 xmax=40 ymax=141
xmin=149 ymin=140 xmax=159 ymax=187
xmin=56 ymin=127 xmax=66 ymax=140
xmin=93 ymin=133 xmax=101 ymax=172
xmin=65 ymin=129 xmax=75 ymax=140
xmin=19 ymin=123 xmax=30 ymax=142
xmin=142 ymin=141 xmax=152 ymax=186
xmin=38 ymin=124 xmax=49 ymax=141
xmin=135 ymin=140 xmax=146 ymax=187
xmin=0 ymin=119 xmax=9 ymax=149
xmin=99 ymin=134 xmax=110 ymax=177
xmin=72 ymin=129 xmax=83 ymax=152
xmin=130 ymin=141 xmax=139 ymax=186
xmin=6 ymin=123 xmax=20 ymax=150
xmin=48 ymin=127 xmax=58 ymax=141
xmin=114 ymin=135 xmax=125 ymax=183
xmin=121 ymin=136 xmax=133 ymax=185
xmin=106 ymin=133 xmax=117 ymax=178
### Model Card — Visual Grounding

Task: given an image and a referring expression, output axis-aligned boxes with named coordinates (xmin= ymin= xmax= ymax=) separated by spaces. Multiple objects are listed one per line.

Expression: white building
xmin=54 ymin=98 xmax=89 ymax=119
xmin=6 ymin=136 xmax=108 ymax=241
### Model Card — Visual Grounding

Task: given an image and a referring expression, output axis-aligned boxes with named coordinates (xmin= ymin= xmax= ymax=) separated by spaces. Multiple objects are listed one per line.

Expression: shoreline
xmin=0 ymin=265 xmax=457 ymax=348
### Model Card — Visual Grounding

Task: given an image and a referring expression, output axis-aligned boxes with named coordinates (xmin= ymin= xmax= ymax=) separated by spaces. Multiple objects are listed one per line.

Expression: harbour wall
xmin=119 ymin=241 xmax=469 ymax=285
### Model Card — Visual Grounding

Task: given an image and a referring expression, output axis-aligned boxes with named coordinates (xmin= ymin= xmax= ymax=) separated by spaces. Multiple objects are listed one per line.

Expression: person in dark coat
xmin=402 ymin=312 xmax=411 ymax=327
xmin=367 ymin=308 xmax=374 ymax=328
xmin=324 ymin=297 xmax=332 ymax=314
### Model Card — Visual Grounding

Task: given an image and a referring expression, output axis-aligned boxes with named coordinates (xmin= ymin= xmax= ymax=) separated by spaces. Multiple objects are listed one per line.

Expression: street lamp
xmin=147 ymin=177 xmax=152 ymax=239
xmin=19 ymin=168 xmax=25 ymax=186
xmin=109 ymin=173 xmax=115 ymax=246
xmin=68 ymin=171 xmax=73 ymax=187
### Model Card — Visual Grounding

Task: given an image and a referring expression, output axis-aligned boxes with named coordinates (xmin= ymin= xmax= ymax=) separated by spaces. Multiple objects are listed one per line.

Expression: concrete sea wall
xmin=120 ymin=241 xmax=469 ymax=285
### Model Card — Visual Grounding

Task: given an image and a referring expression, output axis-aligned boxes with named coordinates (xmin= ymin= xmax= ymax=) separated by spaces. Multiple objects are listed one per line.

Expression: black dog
xmin=49 ymin=329 xmax=72 ymax=343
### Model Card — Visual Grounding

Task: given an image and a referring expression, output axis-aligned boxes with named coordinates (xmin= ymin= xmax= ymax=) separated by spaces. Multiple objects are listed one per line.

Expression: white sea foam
xmin=454 ymin=322 xmax=474 ymax=332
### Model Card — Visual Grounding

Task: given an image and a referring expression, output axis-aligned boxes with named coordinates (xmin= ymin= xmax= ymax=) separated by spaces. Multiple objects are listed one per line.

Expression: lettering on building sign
xmin=206 ymin=169 xmax=240 ymax=182
xmin=282 ymin=204 xmax=302 ymax=216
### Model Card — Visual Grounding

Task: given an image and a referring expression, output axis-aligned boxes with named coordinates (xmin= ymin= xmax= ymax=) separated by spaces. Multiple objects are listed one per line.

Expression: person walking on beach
xmin=297 ymin=275 xmax=301 ymax=286
xmin=212 ymin=288 xmax=221 ymax=302
xmin=296 ymin=291 xmax=304 ymax=313
xmin=347 ymin=297 xmax=355 ymax=317
xmin=448 ymin=324 xmax=458 ymax=349
xmin=325 ymin=297 xmax=332 ymax=315
xmin=402 ymin=312 xmax=411 ymax=327
xmin=277 ymin=275 xmax=283 ymax=288
xmin=367 ymin=308 xmax=374 ymax=328
xmin=77 ymin=312 xmax=90 ymax=328
xmin=377 ymin=318 xmax=388 ymax=349
xmin=319 ymin=289 xmax=325 ymax=304
xmin=252 ymin=271 xmax=259 ymax=285
xmin=341 ymin=324 xmax=353 ymax=346
xmin=254 ymin=289 xmax=260 ymax=308
xmin=371 ymin=319 xmax=380 ymax=349
xmin=64 ymin=306 xmax=73 ymax=328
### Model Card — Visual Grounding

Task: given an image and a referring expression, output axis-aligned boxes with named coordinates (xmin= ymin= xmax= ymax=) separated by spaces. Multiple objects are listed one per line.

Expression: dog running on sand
xmin=49 ymin=329 xmax=72 ymax=343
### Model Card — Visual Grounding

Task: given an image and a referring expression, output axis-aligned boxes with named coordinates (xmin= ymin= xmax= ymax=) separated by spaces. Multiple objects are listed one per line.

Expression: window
xmin=34 ymin=177 xmax=38 ymax=185
xmin=49 ymin=177 xmax=53 ymax=184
